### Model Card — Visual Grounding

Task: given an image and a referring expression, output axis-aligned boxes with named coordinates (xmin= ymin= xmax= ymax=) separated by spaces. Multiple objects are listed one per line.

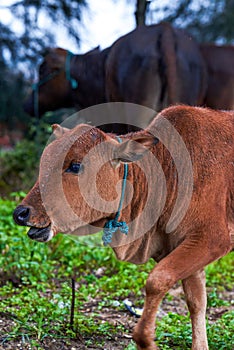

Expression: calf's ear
xmin=52 ymin=124 xmax=69 ymax=139
xmin=113 ymin=134 xmax=159 ymax=164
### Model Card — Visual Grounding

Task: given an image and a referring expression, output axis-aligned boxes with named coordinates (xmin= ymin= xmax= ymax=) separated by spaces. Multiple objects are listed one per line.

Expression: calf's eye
xmin=65 ymin=162 xmax=83 ymax=174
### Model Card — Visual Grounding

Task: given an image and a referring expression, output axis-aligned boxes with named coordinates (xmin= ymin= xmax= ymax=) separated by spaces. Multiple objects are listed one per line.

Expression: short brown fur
xmin=14 ymin=106 xmax=234 ymax=350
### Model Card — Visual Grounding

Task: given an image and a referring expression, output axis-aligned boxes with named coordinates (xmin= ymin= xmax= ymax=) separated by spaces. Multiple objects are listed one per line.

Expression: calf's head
xmin=13 ymin=124 xmax=156 ymax=242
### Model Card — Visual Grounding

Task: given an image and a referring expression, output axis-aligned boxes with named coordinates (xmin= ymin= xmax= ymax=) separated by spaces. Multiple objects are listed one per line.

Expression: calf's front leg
xmin=182 ymin=269 xmax=208 ymax=350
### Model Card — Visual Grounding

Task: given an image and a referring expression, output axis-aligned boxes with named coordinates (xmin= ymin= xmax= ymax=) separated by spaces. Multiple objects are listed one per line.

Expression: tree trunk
xmin=135 ymin=0 xmax=149 ymax=26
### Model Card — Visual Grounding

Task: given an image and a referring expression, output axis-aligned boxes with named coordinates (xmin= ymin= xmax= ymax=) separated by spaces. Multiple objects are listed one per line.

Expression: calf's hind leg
xmin=182 ymin=269 xmax=208 ymax=350
xmin=133 ymin=231 xmax=230 ymax=350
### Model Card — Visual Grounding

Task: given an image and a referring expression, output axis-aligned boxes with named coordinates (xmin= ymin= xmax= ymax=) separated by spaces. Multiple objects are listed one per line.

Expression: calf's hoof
xmin=133 ymin=332 xmax=158 ymax=350
xmin=136 ymin=343 xmax=158 ymax=350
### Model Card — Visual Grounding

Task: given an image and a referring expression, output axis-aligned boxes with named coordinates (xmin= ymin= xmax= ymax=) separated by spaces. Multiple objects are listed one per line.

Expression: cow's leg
xmin=133 ymin=232 xmax=230 ymax=350
xmin=182 ymin=269 xmax=208 ymax=350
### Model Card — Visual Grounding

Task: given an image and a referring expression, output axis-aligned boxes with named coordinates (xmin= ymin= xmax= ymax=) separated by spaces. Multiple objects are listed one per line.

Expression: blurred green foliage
xmin=0 ymin=0 xmax=87 ymax=70
xmin=149 ymin=0 xmax=234 ymax=43
xmin=0 ymin=0 xmax=233 ymax=139
xmin=0 ymin=119 xmax=53 ymax=197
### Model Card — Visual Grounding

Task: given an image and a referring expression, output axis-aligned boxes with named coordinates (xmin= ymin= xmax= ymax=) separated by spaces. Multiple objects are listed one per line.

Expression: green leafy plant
xmin=0 ymin=197 xmax=233 ymax=349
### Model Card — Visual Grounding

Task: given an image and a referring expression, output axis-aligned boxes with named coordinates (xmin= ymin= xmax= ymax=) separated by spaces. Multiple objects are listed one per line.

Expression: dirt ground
xmin=0 ymin=285 xmax=233 ymax=350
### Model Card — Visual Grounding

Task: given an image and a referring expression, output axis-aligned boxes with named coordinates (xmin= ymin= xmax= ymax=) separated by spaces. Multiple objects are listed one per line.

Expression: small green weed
xmin=124 ymin=341 xmax=136 ymax=350
xmin=206 ymin=253 xmax=233 ymax=290
xmin=207 ymin=288 xmax=230 ymax=307
xmin=208 ymin=311 xmax=234 ymax=350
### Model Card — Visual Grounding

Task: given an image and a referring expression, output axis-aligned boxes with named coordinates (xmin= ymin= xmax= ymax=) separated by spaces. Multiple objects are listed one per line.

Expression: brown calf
xmin=13 ymin=105 xmax=234 ymax=350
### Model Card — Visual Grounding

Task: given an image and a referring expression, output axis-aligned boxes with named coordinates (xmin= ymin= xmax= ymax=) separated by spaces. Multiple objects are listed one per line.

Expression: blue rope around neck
xmin=65 ymin=51 xmax=78 ymax=89
xmin=32 ymin=51 xmax=78 ymax=118
xmin=102 ymin=138 xmax=129 ymax=246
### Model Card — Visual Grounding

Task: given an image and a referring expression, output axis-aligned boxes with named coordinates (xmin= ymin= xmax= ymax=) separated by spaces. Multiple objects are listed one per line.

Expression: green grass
xmin=0 ymin=196 xmax=233 ymax=349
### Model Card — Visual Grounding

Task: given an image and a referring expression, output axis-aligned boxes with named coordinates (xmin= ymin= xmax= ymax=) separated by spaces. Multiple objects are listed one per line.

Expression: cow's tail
xmin=159 ymin=22 xmax=178 ymax=105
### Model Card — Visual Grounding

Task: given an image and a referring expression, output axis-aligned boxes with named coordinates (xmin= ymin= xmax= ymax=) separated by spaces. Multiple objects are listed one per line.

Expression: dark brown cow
xmin=13 ymin=105 xmax=234 ymax=350
xmin=201 ymin=44 xmax=234 ymax=110
xmin=105 ymin=23 xmax=207 ymax=109
xmin=23 ymin=47 xmax=110 ymax=117
xmin=24 ymin=23 xmax=207 ymax=123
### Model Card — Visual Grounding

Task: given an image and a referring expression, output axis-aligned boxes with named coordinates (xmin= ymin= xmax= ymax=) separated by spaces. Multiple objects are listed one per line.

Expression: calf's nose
xmin=13 ymin=205 xmax=31 ymax=226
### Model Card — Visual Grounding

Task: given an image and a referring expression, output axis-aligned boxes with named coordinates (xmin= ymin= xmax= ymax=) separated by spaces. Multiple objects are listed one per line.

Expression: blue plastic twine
xmin=65 ymin=51 xmax=78 ymax=89
xmin=32 ymin=50 xmax=78 ymax=118
xmin=102 ymin=138 xmax=129 ymax=246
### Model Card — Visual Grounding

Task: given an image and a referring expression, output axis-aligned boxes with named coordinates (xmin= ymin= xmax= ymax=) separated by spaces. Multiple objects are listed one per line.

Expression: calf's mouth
xmin=27 ymin=225 xmax=53 ymax=242
xmin=13 ymin=205 xmax=54 ymax=242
